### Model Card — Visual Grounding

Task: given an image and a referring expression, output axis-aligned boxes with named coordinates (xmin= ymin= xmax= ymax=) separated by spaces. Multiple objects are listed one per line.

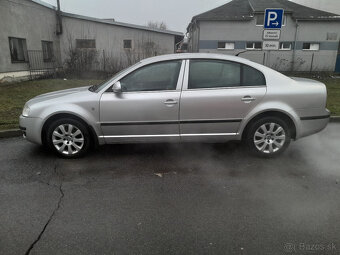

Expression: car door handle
xmin=164 ymin=99 xmax=178 ymax=105
xmin=241 ymin=96 xmax=256 ymax=103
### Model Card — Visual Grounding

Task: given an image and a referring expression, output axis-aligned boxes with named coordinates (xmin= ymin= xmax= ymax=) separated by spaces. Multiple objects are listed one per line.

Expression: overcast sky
xmin=41 ymin=0 xmax=340 ymax=33
xmin=42 ymin=0 xmax=231 ymax=32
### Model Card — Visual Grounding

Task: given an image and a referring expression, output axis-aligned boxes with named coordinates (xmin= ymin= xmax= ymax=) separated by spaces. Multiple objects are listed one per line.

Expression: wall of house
xmin=194 ymin=15 xmax=340 ymax=71
xmin=0 ymin=0 xmax=179 ymax=80
xmin=187 ymin=22 xmax=200 ymax=53
xmin=0 ymin=0 xmax=59 ymax=77
xmin=59 ymin=15 xmax=176 ymax=70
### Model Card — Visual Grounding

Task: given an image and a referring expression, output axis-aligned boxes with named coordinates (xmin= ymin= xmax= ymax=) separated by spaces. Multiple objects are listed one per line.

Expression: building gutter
xmin=56 ymin=0 xmax=63 ymax=35
xmin=197 ymin=21 xmax=201 ymax=53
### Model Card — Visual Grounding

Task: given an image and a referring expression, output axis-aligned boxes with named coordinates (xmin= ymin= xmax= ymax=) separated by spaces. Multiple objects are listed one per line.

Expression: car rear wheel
xmin=246 ymin=117 xmax=291 ymax=157
xmin=46 ymin=118 xmax=90 ymax=158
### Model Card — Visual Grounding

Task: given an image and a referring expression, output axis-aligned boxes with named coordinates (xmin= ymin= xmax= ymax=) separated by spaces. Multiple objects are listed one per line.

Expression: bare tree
xmin=63 ymin=31 xmax=99 ymax=77
xmin=147 ymin=21 xmax=167 ymax=30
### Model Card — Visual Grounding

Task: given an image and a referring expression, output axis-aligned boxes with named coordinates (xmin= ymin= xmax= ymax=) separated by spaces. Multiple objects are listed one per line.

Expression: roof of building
xmin=61 ymin=12 xmax=183 ymax=36
xmin=190 ymin=0 xmax=340 ymax=23
xmin=31 ymin=0 xmax=183 ymax=37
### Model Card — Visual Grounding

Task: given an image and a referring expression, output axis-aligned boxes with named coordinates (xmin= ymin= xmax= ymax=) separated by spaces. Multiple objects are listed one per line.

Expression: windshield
xmin=88 ymin=62 xmax=141 ymax=93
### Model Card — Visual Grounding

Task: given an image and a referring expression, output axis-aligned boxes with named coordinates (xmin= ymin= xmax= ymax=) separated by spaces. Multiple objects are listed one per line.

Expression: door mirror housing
xmin=112 ymin=81 xmax=122 ymax=93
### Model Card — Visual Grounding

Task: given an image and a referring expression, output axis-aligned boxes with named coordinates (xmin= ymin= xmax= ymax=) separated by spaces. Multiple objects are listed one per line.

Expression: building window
xmin=42 ymin=41 xmax=53 ymax=62
xmin=327 ymin=32 xmax=337 ymax=40
xmin=246 ymin=42 xmax=262 ymax=50
xmin=256 ymin=15 xmax=264 ymax=25
xmin=124 ymin=40 xmax=132 ymax=49
xmin=8 ymin=37 xmax=28 ymax=63
xmin=76 ymin=39 xmax=96 ymax=49
xmin=279 ymin=42 xmax=292 ymax=50
xmin=303 ymin=43 xmax=319 ymax=51
xmin=217 ymin=42 xmax=234 ymax=50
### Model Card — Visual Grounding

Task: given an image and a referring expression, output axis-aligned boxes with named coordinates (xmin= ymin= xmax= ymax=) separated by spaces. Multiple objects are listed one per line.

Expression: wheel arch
xmin=41 ymin=112 xmax=99 ymax=148
xmin=241 ymin=110 xmax=297 ymax=140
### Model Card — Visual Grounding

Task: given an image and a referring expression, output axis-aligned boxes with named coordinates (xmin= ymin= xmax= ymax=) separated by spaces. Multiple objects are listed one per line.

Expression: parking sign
xmin=264 ymin=9 xmax=284 ymax=29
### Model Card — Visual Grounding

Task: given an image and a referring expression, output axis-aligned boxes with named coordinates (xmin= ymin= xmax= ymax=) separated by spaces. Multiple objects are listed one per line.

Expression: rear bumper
xmin=19 ymin=115 xmax=43 ymax=145
xmin=297 ymin=110 xmax=330 ymax=139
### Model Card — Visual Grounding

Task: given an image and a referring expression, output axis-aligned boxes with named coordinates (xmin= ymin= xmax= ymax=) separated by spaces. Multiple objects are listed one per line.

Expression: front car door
xmin=179 ymin=59 xmax=267 ymax=141
xmin=100 ymin=60 xmax=185 ymax=143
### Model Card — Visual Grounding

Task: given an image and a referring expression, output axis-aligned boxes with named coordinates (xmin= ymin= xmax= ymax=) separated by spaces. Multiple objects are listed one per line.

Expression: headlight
xmin=22 ymin=105 xmax=30 ymax=117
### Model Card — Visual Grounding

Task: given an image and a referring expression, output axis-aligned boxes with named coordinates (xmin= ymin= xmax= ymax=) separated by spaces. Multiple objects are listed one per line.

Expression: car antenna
xmin=235 ymin=50 xmax=248 ymax=56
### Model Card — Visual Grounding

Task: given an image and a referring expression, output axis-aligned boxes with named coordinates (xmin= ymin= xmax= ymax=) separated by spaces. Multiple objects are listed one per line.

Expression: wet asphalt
xmin=0 ymin=123 xmax=340 ymax=255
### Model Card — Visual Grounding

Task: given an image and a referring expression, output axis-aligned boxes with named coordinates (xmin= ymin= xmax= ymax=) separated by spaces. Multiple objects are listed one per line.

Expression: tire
xmin=46 ymin=118 xmax=90 ymax=158
xmin=245 ymin=116 xmax=291 ymax=158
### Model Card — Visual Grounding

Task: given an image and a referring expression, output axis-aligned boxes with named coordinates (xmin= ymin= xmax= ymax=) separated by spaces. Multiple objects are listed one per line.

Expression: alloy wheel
xmin=253 ymin=122 xmax=286 ymax=154
xmin=51 ymin=124 xmax=84 ymax=155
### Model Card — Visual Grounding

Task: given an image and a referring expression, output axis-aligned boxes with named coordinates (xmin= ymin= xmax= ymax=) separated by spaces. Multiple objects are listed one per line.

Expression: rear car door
xmin=100 ymin=60 xmax=185 ymax=143
xmin=179 ymin=59 xmax=267 ymax=141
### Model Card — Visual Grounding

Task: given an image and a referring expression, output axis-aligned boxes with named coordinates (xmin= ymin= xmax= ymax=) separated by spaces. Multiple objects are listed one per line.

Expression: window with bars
xmin=217 ymin=42 xmax=235 ymax=50
xmin=76 ymin=39 xmax=96 ymax=49
xmin=246 ymin=42 xmax=262 ymax=50
xmin=42 ymin=41 xmax=54 ymax=62
xmin=279 ymin=42 xmax=292 ymax=50
xmin=8 ymin=37 xmax=28 ymax=62
xmin=124 ymin=40 xmax=132 ymax=49
xmin=303 ymin=43 xmax=320 ymax=51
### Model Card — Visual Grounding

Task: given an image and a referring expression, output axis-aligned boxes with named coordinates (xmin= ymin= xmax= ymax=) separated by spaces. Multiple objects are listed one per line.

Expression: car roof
xmin=141 ymin=53 xmax=253 ymax=65
xmin=138 ymin=53 xmax=292 ymax=84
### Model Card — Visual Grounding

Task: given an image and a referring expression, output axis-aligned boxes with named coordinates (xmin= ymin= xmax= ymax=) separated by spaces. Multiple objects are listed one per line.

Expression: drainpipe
xmin=291 ymin=19 xmax=299 ymax=71
xmin=195 ymin=20 xmax=200 ymax=53
xmin=56 ymin=0 xmax=63 ymax=35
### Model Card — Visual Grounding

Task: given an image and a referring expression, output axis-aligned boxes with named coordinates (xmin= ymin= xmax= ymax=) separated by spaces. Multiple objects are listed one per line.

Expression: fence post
xmin=103 ymin=49 xmax=105 ymax=72
xmin=262 ymin=52 xmax=266 ymax=65
xmin=310 ymin=53 xmax=314 ymax=73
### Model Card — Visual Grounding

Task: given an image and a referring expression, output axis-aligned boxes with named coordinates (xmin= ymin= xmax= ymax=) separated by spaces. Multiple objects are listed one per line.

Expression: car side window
xmin=188 ymin=60 xmax=241 ymax=89
xmin=242 ymin=65 xmax=266 ymax=86
xmin=120 ymin=60 xmax=182 ymax=92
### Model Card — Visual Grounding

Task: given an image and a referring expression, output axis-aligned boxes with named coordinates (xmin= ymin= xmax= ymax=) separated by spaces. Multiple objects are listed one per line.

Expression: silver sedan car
xmin=19 ymin=53 xmax=330 ymax=158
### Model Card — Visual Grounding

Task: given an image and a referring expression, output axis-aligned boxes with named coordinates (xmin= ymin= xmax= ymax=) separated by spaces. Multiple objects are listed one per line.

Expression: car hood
xmin=28 ymin=86 xmax=91 ymax=105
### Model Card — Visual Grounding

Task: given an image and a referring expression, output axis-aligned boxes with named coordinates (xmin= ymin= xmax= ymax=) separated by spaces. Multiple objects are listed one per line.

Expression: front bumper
xmin=19 ymin=125 xmax=26 ymax=138
xmin=19 ymin=115 xmax=44 ymax=145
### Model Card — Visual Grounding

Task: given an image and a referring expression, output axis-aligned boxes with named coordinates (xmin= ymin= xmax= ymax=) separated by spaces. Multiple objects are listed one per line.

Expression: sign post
xmin=264 ymin=9 xmax=284 ymax=29
xmin=263 ymin=41 xmax=280 ymax=51
xmin=263 ymin=30 xmax=281 ymax=40
xmin=262 ymin=8 xmax=284 ymax=65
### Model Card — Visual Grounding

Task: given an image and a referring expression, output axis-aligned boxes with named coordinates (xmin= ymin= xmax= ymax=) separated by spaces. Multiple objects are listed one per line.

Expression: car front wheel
xmin=246 ymin=117 xmax=291 ymax=157
xmin=46 ymin=118 xmax=90 ymax=158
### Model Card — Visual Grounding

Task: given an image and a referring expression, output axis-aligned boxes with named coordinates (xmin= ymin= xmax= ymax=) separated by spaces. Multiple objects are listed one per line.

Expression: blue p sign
xmin=264 ymin=9 xmax=284 ymax=29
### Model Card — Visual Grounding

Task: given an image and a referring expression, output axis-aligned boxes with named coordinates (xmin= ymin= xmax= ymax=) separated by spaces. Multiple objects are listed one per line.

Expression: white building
xmin=0 ymin=0 xmax=183 ymax=81
xmin=187 ymin=0 xmax=340 ymax=72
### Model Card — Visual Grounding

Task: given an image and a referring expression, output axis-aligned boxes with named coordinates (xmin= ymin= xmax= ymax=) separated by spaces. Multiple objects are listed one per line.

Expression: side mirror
xmin=112 ymin=81 xmax=122 ymax=93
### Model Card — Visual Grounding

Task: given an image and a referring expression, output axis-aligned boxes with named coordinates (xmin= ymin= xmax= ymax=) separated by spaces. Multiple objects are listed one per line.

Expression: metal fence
xmin=26 ymin=48 xmax=164 ymax=80
xmin=27 ymin=50 xmax=61 ymax=80
xmin=62 ymin=48 xmax=162 ymax=78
